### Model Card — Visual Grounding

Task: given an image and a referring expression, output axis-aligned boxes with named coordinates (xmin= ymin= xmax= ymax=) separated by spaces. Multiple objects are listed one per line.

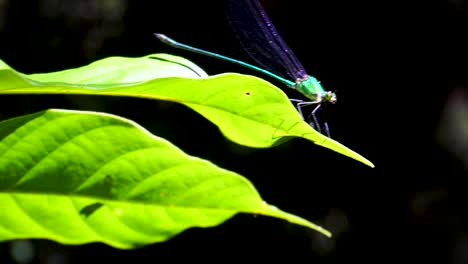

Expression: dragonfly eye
xmin=325 ymin=91 xmax=337 ymax=104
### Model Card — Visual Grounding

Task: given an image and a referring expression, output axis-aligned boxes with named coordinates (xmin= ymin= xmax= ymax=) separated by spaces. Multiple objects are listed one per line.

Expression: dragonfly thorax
xmin=295 ymin=75 xmax=337 ymax=104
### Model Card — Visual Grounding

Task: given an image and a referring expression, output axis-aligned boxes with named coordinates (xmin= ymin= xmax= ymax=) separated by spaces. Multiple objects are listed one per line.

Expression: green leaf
xmin=29 ymin=54 xmax=208 ymax=83
xmin=0 ymin=109 xmax=330 ymax=249
xmin=0 ymin=55 xmax=374 ymax=167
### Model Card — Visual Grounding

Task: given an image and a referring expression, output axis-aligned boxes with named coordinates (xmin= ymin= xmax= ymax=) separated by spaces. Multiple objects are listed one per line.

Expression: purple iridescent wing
xmin=224 ymin=0 xmax=308 ymax=80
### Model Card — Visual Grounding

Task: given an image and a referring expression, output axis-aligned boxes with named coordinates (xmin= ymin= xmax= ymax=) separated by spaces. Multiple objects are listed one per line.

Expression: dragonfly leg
xmin=289 ymin=99 xmax=306 ymax=120
xmin=290 ymin=99 xmax=331 ymax=137
xmin=297 ymin=101 xmax=318 ymax=123
xmin=296 ymin=104 xmax=305 ymax=120
xmin=297 ymin=101 xmax=322 ymax=133
xmin=310 ymin=104 xmax=322 ymax=134
xmin=323 ymin=122 xmax=331 ymax=138
xmin=289 ymin=99 xmax=303 ymax=103
xmin=311 ymin=104 xmax=332 ymax=138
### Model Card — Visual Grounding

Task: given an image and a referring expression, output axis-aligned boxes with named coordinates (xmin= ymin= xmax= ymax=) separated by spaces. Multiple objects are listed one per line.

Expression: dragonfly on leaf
xmin=155 ymin=0 xmax=337 ymax=137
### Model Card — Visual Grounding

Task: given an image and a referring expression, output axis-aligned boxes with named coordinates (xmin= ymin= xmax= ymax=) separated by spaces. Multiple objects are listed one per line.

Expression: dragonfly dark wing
xmin=224 ymin=0 xmax=308 ymax=81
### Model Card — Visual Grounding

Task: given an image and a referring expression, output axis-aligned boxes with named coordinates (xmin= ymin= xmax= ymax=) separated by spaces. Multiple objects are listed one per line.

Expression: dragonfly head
xmin=323 ymin=91 xmax=337 ymax=104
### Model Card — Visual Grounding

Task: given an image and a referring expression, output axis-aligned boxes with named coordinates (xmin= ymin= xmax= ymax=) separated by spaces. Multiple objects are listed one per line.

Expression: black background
xmin=0 ymin=0 xmax=465 ymax=263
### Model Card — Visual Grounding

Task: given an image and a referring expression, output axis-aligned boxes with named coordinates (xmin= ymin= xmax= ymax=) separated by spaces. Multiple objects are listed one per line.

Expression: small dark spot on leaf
xmin=245 ymin=92 xmax=251 ymax=96
xmin=80 ymin=202 xmax=104 ymax=218
xmin=103 ymin=175 xmax=113 ymax=187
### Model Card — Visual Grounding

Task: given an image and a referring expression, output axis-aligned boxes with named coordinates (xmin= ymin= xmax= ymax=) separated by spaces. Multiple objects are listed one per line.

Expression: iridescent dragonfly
xmin=155 ymin=0 xmax=337 ymax=136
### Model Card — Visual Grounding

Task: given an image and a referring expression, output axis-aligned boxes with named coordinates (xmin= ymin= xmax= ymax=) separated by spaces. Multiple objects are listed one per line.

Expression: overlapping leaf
xmin=0 ymin=109 xmax=330 ymax=249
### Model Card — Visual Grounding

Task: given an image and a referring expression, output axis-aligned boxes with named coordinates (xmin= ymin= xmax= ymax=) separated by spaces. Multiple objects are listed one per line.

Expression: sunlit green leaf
xmin=0 ymin=54 xmax=374 ymax=167
xmin=0 ymin=109 xmax=330 ymax=249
